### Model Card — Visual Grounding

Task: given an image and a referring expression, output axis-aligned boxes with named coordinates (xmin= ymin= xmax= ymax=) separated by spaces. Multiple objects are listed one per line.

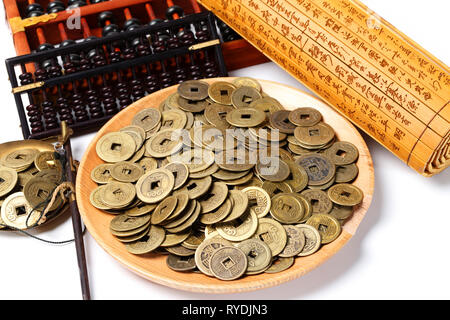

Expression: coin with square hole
xmin=231 ymin=86 xmax=262 ymax=109
xmin=295 ymin=154 xmax=335 ymax=186
xmin=96 ymin=132 xmax=136 ymax=163
xmin=177 ymin=80 xmax=209 ymax=100
xmin=289 ymin=107 xmax=322 ymax=127
xmin=226 ymin=108 xmax=266 ymax=127
xmin=300 ymin=189 xmax=333 ymax=215
xmin=136 ymin=168 xmax=175 ymax=204
xmin=306 ymin=214 xmax=341 ymax=244
xmin=328 ymin=183 xmax=364 ymax=206
xmin=132 ymin=108 xmax=162 ymax=132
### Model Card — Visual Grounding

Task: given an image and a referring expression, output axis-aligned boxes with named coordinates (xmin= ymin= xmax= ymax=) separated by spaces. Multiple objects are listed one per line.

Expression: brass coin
xmin=324 ymin=141 xmax=359 ymax=165
xmin=261 ymin=181 xmax=293 ymax=197
xmin=288 ymin=142 xmax=312 ymax=155
xmin=265 ymin=257 xmax=294 ymax=274
xmin=0 ymin=166 xmax=18 ymax=197
xmin=279 ymin=225 xmax=306 ymax=257
xmin=249 ymin=97 xmax=284 ymax=114
xmin=115 ymin=226 xmax=149 ymax=243
xmin=166 ymin=255 xmax=196 ymax=272
xmin=165 ymin=92 xmax=181 ymax=109
xmin=208 ymin=81 xmax=236 ymax=105
xmin=289 ymin=107 xmax=322 ymax=127
xmin=232 ymin=77 xmax=261 ymax=91
xmin=221 ymin=190 xmax=249 ymax=222
xmin=177 ymin=96 xmax=208 ymax=112
xmin=198 ymin=182 xmax=228 ymax=213
xmin=226 ymin=108 xmax=266 ymax=127
xmin=335 ymin=163 xmax=359 ymax=183
xmin=164 ymin=162 xmax=189 ymax=190
xmin=328 ymin=183 xmax=364 ymax=206
xmin=190 ymin=125 xmax=232 ymax=151
xmin=177 ymin=80 xmax=209 ymax=100
xmin=223 ymin=171 xmax=254 ymax=186
xmin=231 ymin=86 xmax=262 ymax=108
xmin=296 ymin=224 xmax=322 ymax=256
xmin=249 ymin=127 xmax=287 ymax=142
xmin=96 ymin=132 xmax=136 ymax=163
xmin=216 ymin=210 xmax=258 ymax=242
xmin=199 ymin=198 xmax=232 ymax=225
xmin=252 ymin=218 xmax=287 ymax=256
xmin=182 ymin=231 xmax=205 ymax=250
xmin=295 ymin=153 xmax=335 ymax=186
xmin=120 ymin=126 xmax=145 ymax=151
xmin=0 ymin=148 xmax=38 ymax=171
xmin=189 ymin=162 xmax=218 ymax=178
xmin=294 ymin=194 xmax=312 ymax=224
xmin=110 ymin=161 xmax=144 ymax=183
xmin=101 ymin=182 xmax=136 ymax=209
xmin=209 ymin=246 xmax=248 ymax=281
xmin=91 ymin=163 xmax=114 ymax=184
xmin=0 ymin=192 xmax=41 ymax=230
xmin=308 ymin=176 xmax=336 ymax=191
xmin=178 ymin=176 xmax=212 ymax=199
xmin=17 ymin=166 xmax=40 ymax=187
xmin=256 ymin=158 xmax=290 ymax=182
xmin=170 ymin=148 xmax=215 ymax=173
xmin=204 ymin=104 xmax=233 ymax=129
xmin=151 ymin=195 xmax=178 ymax=225
xmin=215 ymin=150 xmax=255 ymax=172
xmin=136 ymin=168 xmax=175 ymax=203
xmin=300 ymin=189 xmax=333 ymax=215
xmin=90 ymin=185 xmax=111 ymax=210
xmin=306 ymin=214 xmax=341 ymax=244
xmin=125 ymin=225 xmax=165 ymax=254
xmin=165 ymin=201 xmax=200 ymax=233
xmin=146 ymin=122 xmax=162 ymax=139
xmin=329 ymin=204 xmax=354 ymax=221
xmin=194 ymin=236 xmax=231 ymax=276
xmin=138 ymin=157 xmax=158 ymax=173
xmin=125 ymin=202 xmax=157 ymax=217
xmin=145 ymin=129 xmax=184 ymax=158
xmin=269 ymin=110 xmax=296 ymax=134
xmin=236 ymin=238 xmax=272 ymax=274
xmin=294 ymin=122 xmax=335 ymax=147
xmin=242 ymin=186 xmax=271 ymax=218
xmin=270 ymin=193 xmax=304 ymax=224
xmin=212 ymin=169 xmax=250 ymax=181
xmin=110 ymin=220 xmax=151 ymax=237
xmin=234 ymin=176 xmax=263 ymax=190
xmin=23 ymin=177 xmax=62 ymax=211
xmin=160 ymin=229 xmax=191 ymax=247
xmin=161 ymin=109 xmax=188 ymax=130
xmin=131 ymin=108 xmax=161 ymax=132
xmin=34 ymin=151 xmax=62 ymax=172
xmin=110 ymin=214 xmax=151 ymax=232
xmin=163 ymin=199 xmax=195 ymax=229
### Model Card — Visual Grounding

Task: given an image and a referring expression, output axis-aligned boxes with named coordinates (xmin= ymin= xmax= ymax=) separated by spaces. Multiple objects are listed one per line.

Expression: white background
xmin=0 ymin=0 xmax=449 ymax=300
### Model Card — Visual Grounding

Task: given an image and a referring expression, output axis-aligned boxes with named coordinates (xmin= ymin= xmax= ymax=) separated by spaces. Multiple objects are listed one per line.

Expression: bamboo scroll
xmin=198 ymin=0 xmax=450 ymax=176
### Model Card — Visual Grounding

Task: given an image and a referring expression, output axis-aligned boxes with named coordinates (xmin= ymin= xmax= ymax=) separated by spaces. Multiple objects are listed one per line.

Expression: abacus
xmin=5 ymin=1 xmax=231 ymax=139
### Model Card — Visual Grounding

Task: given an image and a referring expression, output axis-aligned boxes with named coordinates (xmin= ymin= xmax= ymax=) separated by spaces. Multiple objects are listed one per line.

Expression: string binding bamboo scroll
xmin=198 ymin=0 xmax=449 ymax=176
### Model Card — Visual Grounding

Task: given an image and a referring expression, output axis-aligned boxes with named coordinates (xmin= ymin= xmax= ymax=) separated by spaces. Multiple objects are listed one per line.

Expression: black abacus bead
xmin=102 ymin=24 xmax=120 ymax=37
xmin=98 ymin=11 xmax=115 ymax=27
xmin=124 ymin=18 xmax=141 ymax=31
xmin=26 ymin=3 xmax=44 ymax=17
xmin=166 ymin=5 xmax=184 ymax=20
xmin=47 ymin=1 xmax=65 ymax=13
xmin=68 ymin=0 xmax=87 ymax=9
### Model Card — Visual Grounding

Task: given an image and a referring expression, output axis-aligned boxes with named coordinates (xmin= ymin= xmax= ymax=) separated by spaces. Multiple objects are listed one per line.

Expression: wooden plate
xmin=76 ymin=78 xmax=374 ymax=293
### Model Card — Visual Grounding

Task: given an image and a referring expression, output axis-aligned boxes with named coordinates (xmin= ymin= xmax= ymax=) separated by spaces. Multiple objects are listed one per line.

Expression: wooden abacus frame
xmin=6 ymin=11 xmax=228 ymax=140
xmin=3 ymin=0 xmax=268 ymax=71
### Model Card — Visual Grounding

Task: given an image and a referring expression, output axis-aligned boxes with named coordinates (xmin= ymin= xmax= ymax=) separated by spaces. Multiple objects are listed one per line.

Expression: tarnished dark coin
xmin=288 ymin=107 xmax=322 ymax=127
xmin=23 ymin=177 xmax=62 ymax=211
xmin=177 ymin=80 xmax=209 ymax=100
xmin=209 ymin=246 xmax=248 ymax=280
xmin=328 ymin=183 xmax=364 ymax=206
xmin=269 ymin=110 xmax=296 ymax=134
xmin=279 ymin=225 xmax=306 ymax=257
xmin=324 ymin=141 xmax=359 ymax=165
xmin=295 ymin=153 xmax=335 ymax=186
xmin=166 ymin=254 xmax=196 ymax=272
xmin=231 ymin=86 xmax=262 ymax=108
xmin=300 ymin=189 xmax=333 ymax=215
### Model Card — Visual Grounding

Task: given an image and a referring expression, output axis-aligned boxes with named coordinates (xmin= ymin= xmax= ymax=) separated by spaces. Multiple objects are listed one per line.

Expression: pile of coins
xmin=90 ymin=78 xmax=364 ymax=280
xmin=0 ymin=147 xmax=64 ymax=230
